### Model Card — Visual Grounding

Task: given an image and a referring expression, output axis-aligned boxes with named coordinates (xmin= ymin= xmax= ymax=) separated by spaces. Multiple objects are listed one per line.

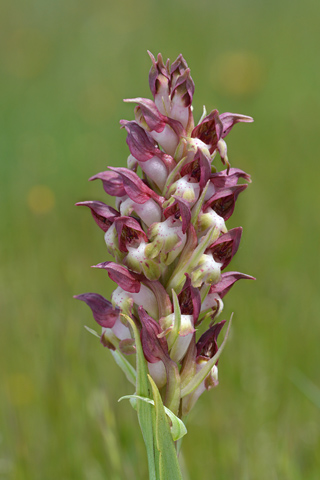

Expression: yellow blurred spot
xmin=5 ymin=373 xmax=35 ymax=406
xmin=212 ymin=51 xmax=265 ymax=97
xmin=27 ymin=185 xmax=55 ymax=214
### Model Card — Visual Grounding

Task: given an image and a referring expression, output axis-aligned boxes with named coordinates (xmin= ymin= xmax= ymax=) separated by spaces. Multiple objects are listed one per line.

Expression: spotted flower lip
xmin=208 ymin=227 xmax=243 ymax=270
xmin=114 ymin=216 xmax=148 ymax=252
xmin=75 ymin=51 xmax=254 ymax=418
xmin=196 ymin=320 xmax=226 ymax=360
xmin=181 ymin=148 xmax=211 ymax=189
xmin=203 ymin=184 xmax=248 ymax=220
xmin=178 ymin=274 xmax=201 ymax=322
xmin=191 ymin=109 xmax=222 ymax=153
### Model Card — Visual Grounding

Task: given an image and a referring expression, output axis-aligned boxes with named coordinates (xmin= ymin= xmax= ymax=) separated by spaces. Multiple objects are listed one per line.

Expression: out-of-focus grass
xmin=1 ymin=0 xmax=320 ymax=478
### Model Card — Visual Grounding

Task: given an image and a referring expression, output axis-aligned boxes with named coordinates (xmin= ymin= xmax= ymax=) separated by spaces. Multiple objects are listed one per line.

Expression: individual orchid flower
xmin=121 ymin=120 xmax=175 ymax=191
xmin=75 ymin=52 xmax=255 ymax=480
xmin=90 ymin=167 xmax=163 ymax=227
xmin=181 ymin=321 xmax=226 ymax=415
xmin=192 ymin=109 xmax=253 ymax=168
xmin=208 ymin=227 xmax=243 ymax=270
xmin=125 ymin=97 xmax=183 ymax=156
xmin=74 ymin=293 xmax=131 ymax=349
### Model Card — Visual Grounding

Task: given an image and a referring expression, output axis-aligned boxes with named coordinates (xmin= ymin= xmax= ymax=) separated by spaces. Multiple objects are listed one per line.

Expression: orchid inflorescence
xmin=75 ymin=52 xmax=254 ymax=421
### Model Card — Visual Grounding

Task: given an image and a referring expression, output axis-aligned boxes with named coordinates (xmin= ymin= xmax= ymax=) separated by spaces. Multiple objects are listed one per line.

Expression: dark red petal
xmin=210 ymin=168 xmax=251 ymax=189
xmin=209 ymin=271 xmax=255 ymax=298
xmin=171 ymin=67 xmax=195 ymax=107
xmin=93 ymin=262 xmax=141 ymax=293
xmin=181 ymin=149 xmax=211 ymax=188
xmin=220 ymin=112 xmax=254 ymax=138
xmin=124 ymin=97 xmax=167 ymax=133
xmin=76 ymin=201 xmax=119 ymax=232
xmin=120 ymin=120 xmax=157 ymax=161
xmin=125 ymin=97 xmax=185 ymax=138
xmin=108 ymin=166 xmax=163 ymax=205
xmin=178 ymin=274 xmax=201 ymax=321
xmin=198 ymin=150 xmax=211 ymax=188
xmin=191 ymin=109 xmax=223 ymax=152
xmin=138 ymin=306 xmax=169 ymax=363
xmin=74 ymin=293 xmax=119 ymax=328
xmin=89 ymin=171 xmax=126 ymax=197
xmin=204 ymin=184 xmax=247 ymax=220
xmin=114 ymin=216 xmax=148 ymax=252
xmin=164 ymin=196 xmax=191 ymax=234
xmin=196 ymin=320 xmax=226 ymax=360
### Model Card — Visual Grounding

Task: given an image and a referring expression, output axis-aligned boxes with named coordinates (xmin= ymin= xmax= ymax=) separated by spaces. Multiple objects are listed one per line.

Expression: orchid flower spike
xmin=75 ymin=52 xmax=254 ymax=420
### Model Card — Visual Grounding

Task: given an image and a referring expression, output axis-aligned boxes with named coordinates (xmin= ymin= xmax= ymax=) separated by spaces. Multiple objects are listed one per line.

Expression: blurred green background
xmin=1 ymin=0 xmax=320 ymax=478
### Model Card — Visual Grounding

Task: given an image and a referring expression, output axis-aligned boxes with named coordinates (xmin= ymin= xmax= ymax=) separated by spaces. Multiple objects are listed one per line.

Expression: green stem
xmin=121 ymin=314 xmax=185 ymax=479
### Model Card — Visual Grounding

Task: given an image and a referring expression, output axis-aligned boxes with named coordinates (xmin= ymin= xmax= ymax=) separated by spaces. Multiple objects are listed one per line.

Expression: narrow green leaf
xmin=164 ymin=360 xmax=181 ymax=417
xmin=121 ymin=314 xmax=157 ymax=480
xmin=148 ymin=375 xmax=183 ymax=480
xmin=162 ymin=156 xmax=188 ymax=197
xmin=166 ymin=224 xmax=218 ymax=293
xmin=200 ymin=284 xmax=211 ymax=304
xmin=181 ymin=314 xmax=233 ymax=398
xmin=119 ymin=395 xmax=187 ymax=441
xmin=110 ymin=350 xmax=136 ymax=386
xmin=190 ymin=180 xmax=210 ymax=226
xmin=84 ymin=325 xmax=100 ymax=338
xmin=168 ymin=290 xmax=182 ymax=350
xmin=198 ymin=104 xmax=207 ymax=124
